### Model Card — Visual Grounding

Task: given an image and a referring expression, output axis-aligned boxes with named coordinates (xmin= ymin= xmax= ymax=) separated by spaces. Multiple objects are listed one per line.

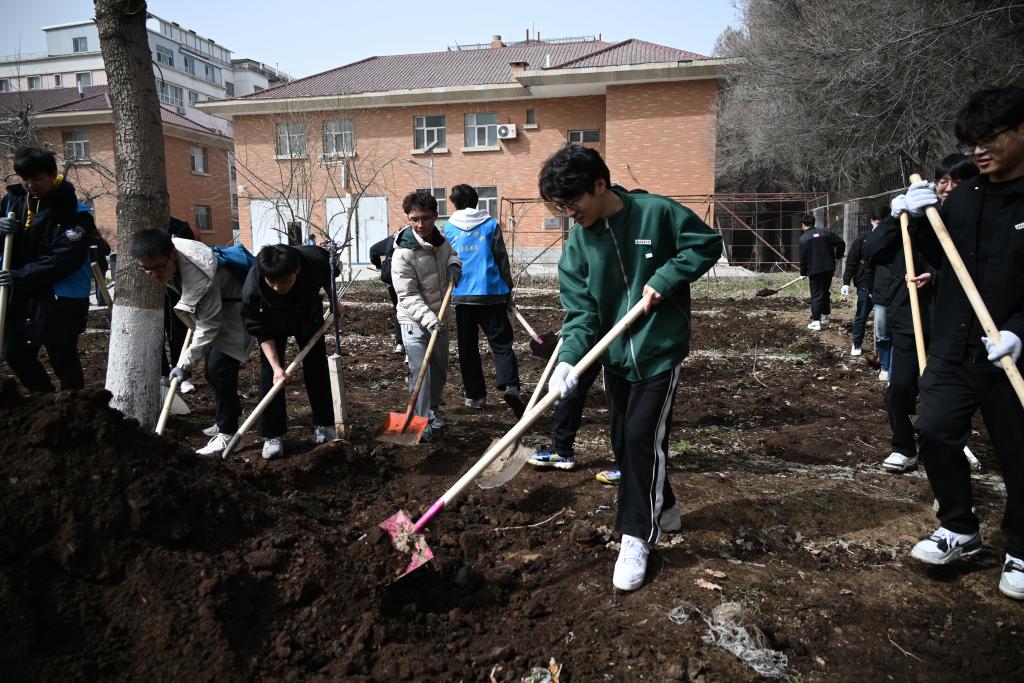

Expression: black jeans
xmin=455 ymin=303 xmax=520 ymax=400
xmin=917 ymin=355 xmax=1024 ymax=557
xmin=4 ymin=297 xmax=88 ymax=392
xmin=808 ymin=273 xmax=833 ymax=321
xmin=551 ymin=363 xmax=601 ymax=456
xmin=886 ymin=333 xmax=920 ymax=457
xmin=605 ymin=366 xmax=680 ymax=544
xmin=205 ymin=348 xmax=242 ymax=434
xmin=851 ymin=286 xmax=872 ymax=346
xmin=257 ymin=332 xmax=334 ymax=438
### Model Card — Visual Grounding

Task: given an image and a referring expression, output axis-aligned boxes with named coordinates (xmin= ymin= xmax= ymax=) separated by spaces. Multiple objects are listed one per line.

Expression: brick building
xmin=0 ymin=86 xmax=235 ymax=250
xmin=197 ymin=35 xmax=735 ymax=270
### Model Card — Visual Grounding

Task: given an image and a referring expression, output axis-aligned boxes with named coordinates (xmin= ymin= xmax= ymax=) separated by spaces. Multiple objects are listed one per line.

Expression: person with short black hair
xmin=241 ymin=243 xmax=336 ymax=459
xmin=443 ymin=183 xmax=522 ymax=412
xmin=841 ymin=209 xmax=883 ymax=356
xmin=799 ymin=213 xmax=845 ymax=331
xmin=538 ymin=144 xmax=722 ymax=591
xmin=131 ymin=227 xmax=252 ymax=456
xmin=895 ymin=85 xmax=1024 ymax=601
xmin=0 ymin=147 xmax=87 ymax=392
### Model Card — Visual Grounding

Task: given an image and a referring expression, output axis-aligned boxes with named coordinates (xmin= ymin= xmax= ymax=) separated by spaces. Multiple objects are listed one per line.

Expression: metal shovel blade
xmin=379 ymin=509 xmax=434 ymax=577
xmin=375 ymin=411 xmax=429 ymax=446
xmin=475 ymin=437 xmax=537 ymax=489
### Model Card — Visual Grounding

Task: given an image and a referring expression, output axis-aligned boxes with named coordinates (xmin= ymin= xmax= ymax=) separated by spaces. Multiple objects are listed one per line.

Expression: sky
xmin=0 ymin=0 xmax=741 ymax=79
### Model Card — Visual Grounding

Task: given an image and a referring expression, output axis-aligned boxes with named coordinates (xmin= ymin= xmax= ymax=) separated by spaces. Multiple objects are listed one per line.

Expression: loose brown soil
xmin=1 ymin=285 xmax=1022 ymax=682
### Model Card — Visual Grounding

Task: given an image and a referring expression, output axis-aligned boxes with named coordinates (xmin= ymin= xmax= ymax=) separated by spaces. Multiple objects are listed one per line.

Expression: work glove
xmin=0 ymin=270 xmax=12 ymax=289
xmin=841 ymin=285 xmax=850 ymax=297
xmin=905 ymin=180 xmax=938 ymax=217
xmin=982 ymin=331 xmax=1022 ymax=368
xmin=0 ymin=216 xmax=18 ymax=235
xmin=169 ymin=366 xmax=191 ymax=384
xmin=448 ymin=264 xmax=462 ymax=287
xmin=890 ymin=194 xmax=909 ymax=218
xmin=548 ymin=361 xmax=579 ymax=401
xmin=799 ymin=275 xmax=807 ymax=280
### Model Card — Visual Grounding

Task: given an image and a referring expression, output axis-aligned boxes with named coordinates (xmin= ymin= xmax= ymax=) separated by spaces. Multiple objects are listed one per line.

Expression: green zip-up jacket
xmin=558 ymin=189 xmax=722 ymax=381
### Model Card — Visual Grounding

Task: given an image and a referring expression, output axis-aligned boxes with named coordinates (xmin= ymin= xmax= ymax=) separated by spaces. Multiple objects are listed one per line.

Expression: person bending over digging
xmin=391 ymin=190 xmax=461 ymax=443
xmin=539 ymin=144 xmax=722 ymax=591
xmin=131 ymin=228 xmax=252 ymax=456
xmin=241 ymin=244 xmax=336 ymax=459
xmin=896 ymin=85 xmax=1024 ymax=601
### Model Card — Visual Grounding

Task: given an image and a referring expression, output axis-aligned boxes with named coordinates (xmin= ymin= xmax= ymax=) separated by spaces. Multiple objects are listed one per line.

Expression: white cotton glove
xmin=890 ymin=194 xmax=909 ymax=218
xmin=548 ymin=361 xmax=579 ymax=400
xmin=841 ymin=285 xmax=850 ymax=297
xmin=905 ymin=180 xmax=939 ymax=217
xmin=982 ymin=331 xmax=1022 ymax=368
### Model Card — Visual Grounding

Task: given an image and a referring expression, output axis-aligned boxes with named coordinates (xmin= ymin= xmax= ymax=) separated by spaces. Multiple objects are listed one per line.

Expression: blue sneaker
xmin=596 ymin=468 xmax=620 ymax=485
xmin=528 ymin=450 xmax=576 ymax=470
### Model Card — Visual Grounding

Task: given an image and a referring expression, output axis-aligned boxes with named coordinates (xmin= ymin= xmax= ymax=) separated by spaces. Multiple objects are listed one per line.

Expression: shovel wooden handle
xmin=911 ymin=173 xmax=1024 ymax=407
xmin=0 ymin=212 xmax=15 ymax=349
xmin=412 ymin=299 xmax=648 ymax=534
xmin=899 ymin=212 xmax=928 ymax=375
xmin=399 ymin=281 xmax=455 ymax=432
xmin=91 ymin=262 xmax=113 ymax=307
xmin=509 ymin=302 xmax=542 ymax=343
xmin=155 ymin=328 xmax=194 ymax=435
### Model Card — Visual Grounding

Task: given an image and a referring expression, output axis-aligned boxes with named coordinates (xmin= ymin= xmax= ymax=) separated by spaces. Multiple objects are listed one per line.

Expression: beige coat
xmin=391 ymin=226 xmax=460 ymax=329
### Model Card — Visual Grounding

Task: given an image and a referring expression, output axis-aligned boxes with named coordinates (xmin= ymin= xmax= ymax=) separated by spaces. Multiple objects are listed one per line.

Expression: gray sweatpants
xmin=401 ymin=323 xmax=449 ymax=417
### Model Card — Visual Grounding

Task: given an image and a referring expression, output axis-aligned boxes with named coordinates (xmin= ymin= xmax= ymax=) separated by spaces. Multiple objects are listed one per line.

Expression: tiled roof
xmin=0 ymin=85 xmax=109 ymax=113
xmin=243 ymin=38 xmax=710 ymax=100
xmin=45 ymin=92 xmax=111 ymax=112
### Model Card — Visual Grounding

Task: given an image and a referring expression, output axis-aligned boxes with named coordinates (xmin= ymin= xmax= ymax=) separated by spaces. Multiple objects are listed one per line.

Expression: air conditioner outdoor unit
xmin=497 ymin=123 xmax=517 ymax=140
xmin=175 ymin=105 xmax=186 ymax=115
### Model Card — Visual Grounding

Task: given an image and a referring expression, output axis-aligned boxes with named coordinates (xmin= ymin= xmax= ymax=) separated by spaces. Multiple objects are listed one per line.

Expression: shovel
xmin=375 ymin=281 xmax=455 ymax=446
xmin=476 ymin=336 xmax=564 ymax=489
xmin=0 ymin=212 xmax=15 ymax=352
xmin=327 ymin=257 xmax=358 ymax=441
xmin=155 ymin=328 xmax=193 ymax=435
xmin=509 ymin=300 xmax=556 ymax=359
xmin=755 ymin=274 xmax=804 ymax=297
xmin=90 ymin=245 xmax=113 ymax=307
xmin=381 ymin=299 xmax=647 ymax=577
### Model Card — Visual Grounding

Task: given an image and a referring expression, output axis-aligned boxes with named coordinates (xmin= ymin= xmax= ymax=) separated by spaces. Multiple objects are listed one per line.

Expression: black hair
xmin=402 ymin=189 xmax=438 ymax=216
xmin=538 ymin=143 xmax=612 ymax=202
xmin=256 ymin=244 xmax=301 ymax=281
xmin=800 ymin=213 xmax=815 ymax=227
xmin=869 ymin=207 xmax=888 ymax=222
xmin=13 ymin=147 xmax=58 ymax=177
xmin=449 ymin=184 xmax=478 ymax=210
xmin=954 ymin=85 xmax=1024 ymax=146
xmin=129 ymin=228 xmax=173 ymax=261
xmin=933 ymin=152 xmax=979 ymax=182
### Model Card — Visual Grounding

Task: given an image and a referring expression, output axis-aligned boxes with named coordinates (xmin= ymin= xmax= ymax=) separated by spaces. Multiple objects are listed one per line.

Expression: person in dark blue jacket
xmin=798 ymin=213 xmax=845 ymax=331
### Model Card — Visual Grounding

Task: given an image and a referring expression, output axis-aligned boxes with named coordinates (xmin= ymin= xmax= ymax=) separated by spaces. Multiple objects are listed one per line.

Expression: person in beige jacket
xmin=391 ymin=190 xmax=461 ymax=442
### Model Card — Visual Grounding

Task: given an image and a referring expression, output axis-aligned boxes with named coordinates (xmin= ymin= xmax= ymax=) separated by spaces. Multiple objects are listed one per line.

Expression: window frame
xmin=72 ymin=36 xmax=89 ymax=53
xmin=414 ymin=115 xmax=446 ymax=151
xmin=53 ymin=74 xmax=62 ymax=87
xmin=568 ymin=129 xmax=600 ymax=144
xmin=464 ymin=112 xmax=498 ymax=148
xmin=475 ymin=186 xmax=499 ymax=219
xmin=27 ymin=76 xmax=41 ymax=90
xmin=416 ymin=187 xmax=448 ymax=217
xmin=75 ymin=72 xmax=93 ymax=87
xmin=194 ymin=205 xmax=213 ymax=232
xmin=275 ymin=122 xmax=307 ymax=158
xmin=155 ymin=45 xmax=175 ymax=68
xmin=190 ymin=145 xmax=208 ymax=174
xmin=62 ymin=130 xmax=91 ymax=162
xmin=0 ymin=79 xmax=10 ymax=93
xmin=157 ymin=80 xmax=184 ymax=107
xmin=323 ymin=119 xmax=355 ymax=157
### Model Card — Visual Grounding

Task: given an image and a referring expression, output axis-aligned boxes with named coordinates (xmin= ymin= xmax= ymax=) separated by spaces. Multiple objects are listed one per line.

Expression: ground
xmin=1 ymin=274 xmax=1022 ymax=682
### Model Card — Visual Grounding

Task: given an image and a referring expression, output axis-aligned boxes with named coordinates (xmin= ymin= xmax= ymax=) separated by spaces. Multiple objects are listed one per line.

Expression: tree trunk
xmin=96 ymin=0 xmax=168 ymax=426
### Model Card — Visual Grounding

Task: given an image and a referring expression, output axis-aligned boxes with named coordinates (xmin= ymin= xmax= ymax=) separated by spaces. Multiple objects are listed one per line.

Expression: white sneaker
xmin=262 ymin=437 xmax=283 ymax=460
xmin=999 ymin=554 xmax=1024 ymax=600
xmin=878 ymin=370 xmax=890 ymax=382
xmin=197 ymin=433 xmax=231 ymax=456
xmin=312 ymin=425 xmax=336 ymax=444
xmin=807 ymin=321 xmax=821 ymax=331
xmin=393 ymin=343 xmax=404 ymax=354
xmin=659 ymin=504 xmax=682 ymax=533
xmin=613 ymin=534 xmax=650 ymax=591
xmin=203 ymin=410 xmax=246 ymax=437
xmin=882 ymin=452 xmax=918 ymax=473
xmin=910 ymin=527 xmax=982 ymax=565
xmin=180 ymin=380 xmax=196 ymax=394
xmin=851 ymin=345 xmax=863 ymax=356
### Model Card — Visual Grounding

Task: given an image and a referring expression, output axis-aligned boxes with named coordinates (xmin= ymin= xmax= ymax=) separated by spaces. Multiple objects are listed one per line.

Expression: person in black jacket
xmin=896 ymin=86 xmax=1024 ymax=601
xmin=841 ymin=210 xmax=882 ymax=355
xmin=368 ymin=231 xmax=404 ymax=353
xmin=798 ymin=213 xmax=845 ymax=330
xmin=241 ymin=244 xmax=335 ymax=459
xmin=0 ymin=147 xmax=86 ymax=392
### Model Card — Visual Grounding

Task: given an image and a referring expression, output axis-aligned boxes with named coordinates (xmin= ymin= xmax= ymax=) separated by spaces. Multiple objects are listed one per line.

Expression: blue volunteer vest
xmin=444 ymin=217 xmax=509 ymax=298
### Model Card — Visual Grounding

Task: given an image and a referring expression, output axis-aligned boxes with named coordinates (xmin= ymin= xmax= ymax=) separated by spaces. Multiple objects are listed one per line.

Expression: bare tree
xmin=96 ymin=0 xmax=169 ymax=425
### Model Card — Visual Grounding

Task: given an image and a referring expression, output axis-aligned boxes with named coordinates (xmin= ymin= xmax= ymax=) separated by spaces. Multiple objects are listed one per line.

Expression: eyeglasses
xmin=958 ymin=125 xmax=1014 ymax=155
xmin=138 ymin=256 xmax=170 ymax=274
xmin=552 ymin=195 xmax=585 ymax=215
xmin=408 ymin=214 xmax=436 ymax=225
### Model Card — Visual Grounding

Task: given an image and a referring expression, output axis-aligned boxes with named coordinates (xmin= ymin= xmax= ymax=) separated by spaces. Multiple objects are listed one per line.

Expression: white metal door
xmin=325 ymin=195 xmax=388 ymax=264
xmin=248 ymin=198 xmax=309 ymax=252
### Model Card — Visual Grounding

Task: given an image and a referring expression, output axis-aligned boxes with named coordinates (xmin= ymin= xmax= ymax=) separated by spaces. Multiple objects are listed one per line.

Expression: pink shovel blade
xmin=379 ymin=509 xmax=434 ymax=577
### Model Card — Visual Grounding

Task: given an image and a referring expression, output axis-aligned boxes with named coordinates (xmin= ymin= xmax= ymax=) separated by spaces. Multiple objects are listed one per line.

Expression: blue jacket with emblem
xmin=443 ymin=208 xmax=512 ymax=305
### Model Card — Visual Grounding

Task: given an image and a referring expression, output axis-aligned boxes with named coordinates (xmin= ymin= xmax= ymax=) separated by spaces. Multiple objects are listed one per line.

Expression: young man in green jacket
xmin=539 ymin=144 xmax=722 ymax=591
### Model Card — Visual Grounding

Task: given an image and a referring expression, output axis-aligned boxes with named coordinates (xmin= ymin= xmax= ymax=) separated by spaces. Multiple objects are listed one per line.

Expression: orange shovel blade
xmin=379 ymin=509 xmax=434 ymax=577
xmin=375 ymin=411 xmax=429 ymax=446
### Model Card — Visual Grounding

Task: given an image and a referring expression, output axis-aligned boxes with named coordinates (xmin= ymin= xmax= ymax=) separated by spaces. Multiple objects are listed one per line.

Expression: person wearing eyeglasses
xmin=538 ymin=144 xmax=722 ymax=591
xmin=894 ymin=85 xmax=1024 ymax=601
xmin=0 ymin=146 xmax=86 ymax=393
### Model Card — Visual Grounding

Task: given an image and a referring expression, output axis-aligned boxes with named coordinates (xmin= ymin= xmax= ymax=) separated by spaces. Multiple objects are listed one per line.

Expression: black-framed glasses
xmin=552 ymin=195 xmax=585 ymax=215
xmin=138 ymin=256 xmax=170 ymax=274
xmin=958 ymin=125 xmax=1014 ymax=155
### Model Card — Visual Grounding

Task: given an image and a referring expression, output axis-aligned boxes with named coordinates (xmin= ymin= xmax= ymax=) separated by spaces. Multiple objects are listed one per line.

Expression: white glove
xmin=548 ymin=361 xmax=579 ymax=400
xmin=799 ymin=275 xmax=807 ymax=280
xmin=841 ymin=285 xmax=850 ymax=297
xmin=890 ymin=194 xmax=909 ymax=218
xmin=905 ymin=180 xmax=938 ymax=217
xmin=982 ymin=331 xmax=1022 ymax=368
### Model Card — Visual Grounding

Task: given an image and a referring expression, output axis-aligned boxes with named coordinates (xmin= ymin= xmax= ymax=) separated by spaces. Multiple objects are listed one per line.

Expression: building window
xmin=27 ymin=76 xmax=41 ymax=90
xmin=183 ymin=55 xmax=195 ymax=75
xmin=194 ymin=205 xmax=212 ymax=232
xmin=253 ymin=85 xmax=264 ymax=92
xmin=225 ymin=81 xmax=234 ymax=97
xmin=414 ymin=115 xmax=445 ymax=151
xmin=155 ymin=45 xmax=174 ymax=68
xmin=190 ymin=145 xmax=208 ymax=173
xmin=76 ymin=72 xmax=92 ymax=87
xmin=62 ymin=130 xmax=91 ymax=161
xmin=568 ymin=129 xmax=600 ymax=144
xmin=475 ymin=186 xmax=498 ymax=218
xmin=204 ymin=63 xmax=217 ymax=83
xmin=323 ymin=120 xmax=354 ymax=157
xmin=276 ymin=122 xmax=306 ymax=157
xmin=0 ymin=79 xmax=9 ymax=93
xmin=526 ymin=108 xmax=536 ymax=126
xmin=157 ymin=81 xmax=184 ymax=107
xmin=464 ymin=113 xmax=497 ymax=148
xmin=188 ymin=90 xmax=200 ymax=105
xmin=417 ymin=187 xmax=447 ymax=217
xmin=73 ymin=36 xmax=89 ymax=53
xmin=53 ymin=74 xmax=62 ymax=87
